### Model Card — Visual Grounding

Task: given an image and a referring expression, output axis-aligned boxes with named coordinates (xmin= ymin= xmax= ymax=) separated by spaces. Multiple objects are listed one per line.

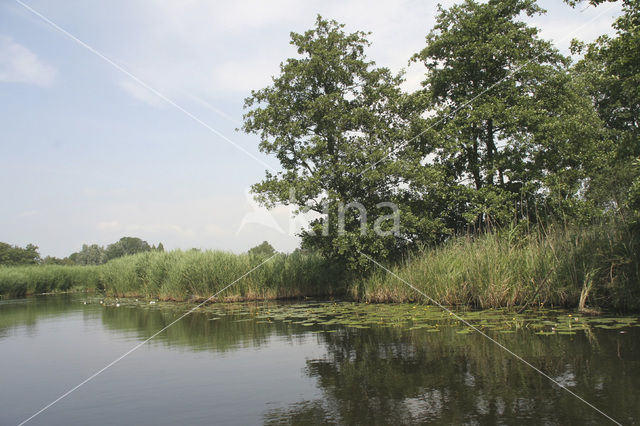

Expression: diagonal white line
xmin=14 ymin=0 xmax=276 ymax=173
xmin=356 ymin=1 xmax=618 ymax=179
xmin=18 ymin=253 xmax=278 ymax=426
xmin=360 ymin=252 xmax=622 ymax=425
xmin=179 ymin=89 xmax=243 ymax=126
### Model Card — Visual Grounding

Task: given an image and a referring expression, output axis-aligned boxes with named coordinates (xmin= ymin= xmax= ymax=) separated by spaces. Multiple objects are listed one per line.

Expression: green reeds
xmin=94 ymin=249 xmax=345 ymax=301
xmin=0 ymin=264 xmax=101 ymax=297
xmin=0 ymin=250 xmax=345 ymax=301
xmin=1 ymin=222 xmax=637 ymax=311
xmin=354 ymin=222 xmax=640 ymax=311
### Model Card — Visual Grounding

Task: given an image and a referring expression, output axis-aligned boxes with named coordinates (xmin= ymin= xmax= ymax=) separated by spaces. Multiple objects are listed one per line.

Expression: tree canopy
xmin=0 ymin=242 xmax=40 ymax=266
xmin=243 ymin=16 xmax=412 ymax=270
xmin=71 ymin=244 xmax=106 ymax=266
xmin=247 ymin=241 xmax=277 ymax=257
xmin=105 ymin=237 xmax=152 ymax=261
xmin=68 ymin=236 xmax=156 ymax=265
xmin=244 ymin=1 xmax=630 ymax=271
xmin=405 ymin=0 xmax=607 ymax=238
xmin=570 ymin=0 xmax=640 ymax=215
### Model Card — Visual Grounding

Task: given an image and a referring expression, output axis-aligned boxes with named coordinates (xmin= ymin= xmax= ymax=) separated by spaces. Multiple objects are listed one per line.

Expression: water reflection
xmin=0 ymin=294 xmax=91 ymax=339
xmin=99 ymin=302 xmax=311 ymax=352
xmin=265 ymin=326 xmax=640 ymax=424
xmin=85 ymin=299 xmax=640 ymax=424
xmin=1 ymin=296 xmax=638 ymax=424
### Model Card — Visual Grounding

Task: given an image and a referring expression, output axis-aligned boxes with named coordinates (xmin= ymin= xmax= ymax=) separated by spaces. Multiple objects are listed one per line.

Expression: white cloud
xmin=526 ymin=1 xmax=622 ymax=53
xmin=101 ymin=0 xmax=621 ymax=107
xmin=127 ymin=223 xmax=196 ymax=237
xmin=0 ymin=36 xmax=56 ymax=86
xmin=98 ymin=221 xmax=121 ymax=231
xmin=98 ymin=220 xmax=195 ymax=237
xmin=119 ymin=78 xmax=166 ymax=107
xmin=84 ymin=188 xmax=303 ymax=254
xmin=210 ymin=59 xmax=279 ymax=95
xmin=204 ymin=223 xmax=224 ymax=235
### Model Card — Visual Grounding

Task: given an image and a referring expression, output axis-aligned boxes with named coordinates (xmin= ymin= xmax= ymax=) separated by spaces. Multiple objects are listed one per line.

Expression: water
xmin=1 ymin=295 xmax=638 ymax=425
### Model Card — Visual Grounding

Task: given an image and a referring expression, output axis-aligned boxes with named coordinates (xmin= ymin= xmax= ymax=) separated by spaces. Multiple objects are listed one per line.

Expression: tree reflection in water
xmin=264 ymin=325 xmax=639 ymax=425
xmin=2 ymin=296 xmax=637 ymax=424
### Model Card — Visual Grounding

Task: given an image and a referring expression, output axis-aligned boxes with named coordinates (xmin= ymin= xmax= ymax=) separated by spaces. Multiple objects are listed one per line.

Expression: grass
xmin=0 ymin=264 xmax=101 ymax=297
xmin=99 ymin=249 xmax=345 ymax=301
xmin=0 ymin=250 xmax=345 ymax=301
xmin=354 ymin=222 xmax=640 ymax=311
xmin=0 ymin=222 xmax=638 ymax=311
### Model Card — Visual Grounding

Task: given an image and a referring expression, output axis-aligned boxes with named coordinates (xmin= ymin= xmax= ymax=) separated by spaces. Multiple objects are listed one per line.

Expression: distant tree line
xmin=0 ymin=242 xmax=40 ymax=266
xmin=0 ymin=237 xmax=164 ymax=266
xmin=2 ymin=238 xmax=282 ymax=267
xmin=247 ymin=241 xmax=277 ymax=257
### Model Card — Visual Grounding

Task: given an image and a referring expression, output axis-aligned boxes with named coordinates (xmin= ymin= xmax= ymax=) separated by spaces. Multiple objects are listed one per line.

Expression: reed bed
xmin=354 ymin=223 xmax=640 ymax=311
xmin=99 ymin=250 xmax=345 ymax=301
xmin=0 ymin=264 xmax=101 ymax=297
xmin=0 ymin=250 xmax=344 ymax=301
xmin=1 ymin=223 xmax=638 ymax=311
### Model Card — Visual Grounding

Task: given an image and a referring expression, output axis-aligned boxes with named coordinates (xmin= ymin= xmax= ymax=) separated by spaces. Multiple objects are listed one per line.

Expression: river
xmin=1 ymin=295 xmax=638 ymax=425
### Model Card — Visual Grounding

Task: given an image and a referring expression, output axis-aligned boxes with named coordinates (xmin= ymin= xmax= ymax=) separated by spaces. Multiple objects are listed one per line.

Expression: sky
xmin=0 ymin=0 xmax=623 ymax=258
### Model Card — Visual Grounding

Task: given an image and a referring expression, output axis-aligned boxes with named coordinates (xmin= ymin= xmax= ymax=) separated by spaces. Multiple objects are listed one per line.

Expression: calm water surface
xmin=1 ymin=295 xmax=638 ymax=425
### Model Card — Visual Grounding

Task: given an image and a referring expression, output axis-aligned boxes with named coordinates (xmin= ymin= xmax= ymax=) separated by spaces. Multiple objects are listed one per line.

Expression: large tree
xmin=242 ymin=16 xmax=411 ymax=270
xmin=570 ymin=0 xmax=640 ymax=216
xmin=407 ymin=0 xmax=607 ymax=234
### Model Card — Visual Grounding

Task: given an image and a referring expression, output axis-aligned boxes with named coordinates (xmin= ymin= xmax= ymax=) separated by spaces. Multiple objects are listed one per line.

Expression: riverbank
xmin=1 ymin=223 xmax=638 ymax=311
xmin=355 ymin=223 xmax=640 ymax=312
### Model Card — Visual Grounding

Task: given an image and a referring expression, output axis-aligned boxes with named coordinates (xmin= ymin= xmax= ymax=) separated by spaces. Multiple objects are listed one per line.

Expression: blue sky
xmin=0 ymin=0 xmax=622 ymax=257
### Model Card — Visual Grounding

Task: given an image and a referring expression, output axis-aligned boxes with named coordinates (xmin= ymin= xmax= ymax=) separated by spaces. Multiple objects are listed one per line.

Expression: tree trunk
xmin=486 ymin=118 xmax=496 ymax=186
xmin=471 ymin=138 xmax=481 ymax=190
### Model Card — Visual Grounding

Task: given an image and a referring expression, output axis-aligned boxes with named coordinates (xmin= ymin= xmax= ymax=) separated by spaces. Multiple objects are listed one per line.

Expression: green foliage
xmin=564 ymin=0 xmax=624 ymax=7
xmin=4 ymin=0 xmax=637 ymax=312
xmin=66 ymin=237 xmax=155 ymax=265
xmin=98 ymin=249 xmax=345 ymax=301
xmin=0 ymin=242 xmax=40 ymax=266
xmin=74 ymin=244 xmax=106 ymax=265
xmin=41 ymin=256 xmax=76 ymax=266
xmin=105 ymin=236 xmax=152 ymax=261
xmin=243 ymin=3 xmax=616 ymax=271
xmin=407 ymin=0 xmax=606 ymax=234
xmin=0 ymin=250 xmax=345 ymax=301
xmin=0 ymin=265 xmax=101 ymax=297
xmin=570 ymin=0 xmax=640 ymax=217
xmin=1 ymin=223 xmax=638 ymax=311
xmin=242 ymin=15 xmax=412 ymax=270
xmin=247 ymin=241 xmax=277 ymax=257
xmin=356 ymin=221 xmax=640 ymax=311
xmin=629 ymin=160 xmax=640 ymax=215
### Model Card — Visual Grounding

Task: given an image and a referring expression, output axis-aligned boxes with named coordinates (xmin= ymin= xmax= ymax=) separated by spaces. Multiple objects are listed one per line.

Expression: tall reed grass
xmin=1 ymin=222 xmax=638 ymax=310
xmin=0 ymin=265 xmax=101 ymax=297
xmin=354 ymin=223 xmax=640 ymax=311
xmin=99 ymin=250 xmax=345 ymax=301
xmin=0 ymin=251 xmax=345 ymax=301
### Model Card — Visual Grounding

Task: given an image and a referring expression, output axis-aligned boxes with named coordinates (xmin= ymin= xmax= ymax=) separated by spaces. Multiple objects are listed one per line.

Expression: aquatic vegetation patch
xmin=89 ymin=297 xmax=640 ymax=337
